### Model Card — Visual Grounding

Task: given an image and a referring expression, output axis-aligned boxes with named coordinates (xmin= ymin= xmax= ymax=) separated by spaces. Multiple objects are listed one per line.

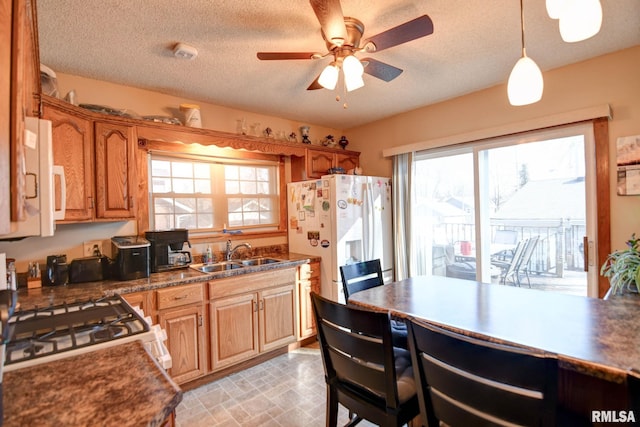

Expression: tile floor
xmin=175 ymin=346 xmax=374 ymax=427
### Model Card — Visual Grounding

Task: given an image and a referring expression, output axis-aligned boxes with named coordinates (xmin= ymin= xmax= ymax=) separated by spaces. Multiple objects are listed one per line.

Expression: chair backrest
xmin=504 ymin=238 xmax=528 ymax=276
xmin=407 ymin=317 xmax=559 ymax=427
xmin=340 ymin=259 xmax=384 ymax=301
xmin=518 ymin=235 xmax=539 ymax=270
xmin=310 ymin=292 xmax=409 ymax=421
xmin=494 ymin=229 xmax=519 ymax=245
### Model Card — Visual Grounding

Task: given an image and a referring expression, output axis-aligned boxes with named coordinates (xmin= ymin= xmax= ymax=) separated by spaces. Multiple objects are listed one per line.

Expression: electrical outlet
xmin=83 ymin=240 xmax=103 ymax=257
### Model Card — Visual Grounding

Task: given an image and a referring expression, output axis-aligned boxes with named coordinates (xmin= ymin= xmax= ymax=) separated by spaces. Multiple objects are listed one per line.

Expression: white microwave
xmin=0 ymin=117 xmax=65 ymax=239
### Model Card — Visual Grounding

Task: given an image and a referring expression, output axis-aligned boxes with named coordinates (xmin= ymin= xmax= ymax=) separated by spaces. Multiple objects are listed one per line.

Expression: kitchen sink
xmin=239 ymin=257 xmax=284 ymax=266
xmin=189 ymin=261 xmax=244 ymax=273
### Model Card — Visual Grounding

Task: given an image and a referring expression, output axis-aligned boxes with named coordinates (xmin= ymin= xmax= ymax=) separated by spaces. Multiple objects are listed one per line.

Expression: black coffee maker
xmin=145 ymin=229 xmax=192 ymax=273
xmin=43 ymin=254 xmax=69 ymax=286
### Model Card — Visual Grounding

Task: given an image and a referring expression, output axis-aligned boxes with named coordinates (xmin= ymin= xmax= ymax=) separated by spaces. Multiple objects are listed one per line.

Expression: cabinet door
xmin=158 ymin=304 xmax=206 ymax=384
xmin=298 ymin=279 xmax=314 ymax=339
xmin=259 ymin=283 xmax=296 ymax=352
xmin=297 ymin=261 xmax=321 ymax=340
xmin=94 ymin=121 xmax=136 ymax=219
xmin=210 ymin=293 xmax=258 ymax=371
xmin=336 ymin=153 xmax=359 ymax=172
xmin=307 ymin=149 xmax=334 ymax=179
xmin=121 ymin=290 xmax=154 ymax=320
xmin=43 ymin=105 xmax=94 ymax=221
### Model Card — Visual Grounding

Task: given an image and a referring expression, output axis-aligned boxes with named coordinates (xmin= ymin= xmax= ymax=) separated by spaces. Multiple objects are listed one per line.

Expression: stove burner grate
xmin=4 ymin=295 xmax=149 ymax=365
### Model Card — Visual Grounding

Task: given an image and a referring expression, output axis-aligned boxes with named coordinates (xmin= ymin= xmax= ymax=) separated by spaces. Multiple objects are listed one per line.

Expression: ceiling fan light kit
xmin=318 ymin=63 xmax=339 ymax=90
xmin=256 ymin=0 xmax=434 ymax=97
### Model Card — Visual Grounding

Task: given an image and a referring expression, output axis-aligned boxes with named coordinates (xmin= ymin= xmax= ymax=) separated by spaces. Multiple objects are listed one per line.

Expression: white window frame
xmin=148 ymin=152 xmax=280 ymax=234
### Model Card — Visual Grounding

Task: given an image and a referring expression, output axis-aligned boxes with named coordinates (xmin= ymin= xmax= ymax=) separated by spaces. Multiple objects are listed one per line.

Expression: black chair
xmin=407 ymin=317 xmax=561 ymax=427
xmin=310 ymin=292 xmax=420 ymax=427
xmin=340 ymin=260 xmax=408 ymax=349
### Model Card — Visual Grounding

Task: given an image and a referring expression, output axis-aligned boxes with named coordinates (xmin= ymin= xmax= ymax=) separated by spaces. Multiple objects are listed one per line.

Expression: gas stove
xmin=4 ymin=295 xmax=170 ymax=372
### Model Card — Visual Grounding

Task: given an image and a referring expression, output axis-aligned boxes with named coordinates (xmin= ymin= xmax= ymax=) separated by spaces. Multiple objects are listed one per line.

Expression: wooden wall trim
xmin=594 ymin=117 xmax=611 ymax=298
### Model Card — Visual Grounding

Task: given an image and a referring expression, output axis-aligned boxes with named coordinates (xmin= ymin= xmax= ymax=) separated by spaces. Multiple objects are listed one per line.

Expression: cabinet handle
xmin=174 ymin=295 xmax=188 ymax=300
xmin=253 ymin=300 xmax=257 ymax=312
xmin=88 ymin=196 xmax=94 ymax=208
xmin=259 ymin=300 xmax=264 ymax=311
xmin=198 ymin=315 xmax=203 ymax=327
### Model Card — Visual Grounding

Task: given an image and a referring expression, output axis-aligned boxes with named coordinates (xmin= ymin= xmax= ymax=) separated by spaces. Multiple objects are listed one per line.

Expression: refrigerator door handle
xmin=363 ymin=181 xmax=374 ymax=261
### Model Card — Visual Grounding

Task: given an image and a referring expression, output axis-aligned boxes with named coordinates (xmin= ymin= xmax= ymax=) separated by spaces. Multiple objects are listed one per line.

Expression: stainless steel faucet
xmin=226 ymin=240 xmax=252 ymax=261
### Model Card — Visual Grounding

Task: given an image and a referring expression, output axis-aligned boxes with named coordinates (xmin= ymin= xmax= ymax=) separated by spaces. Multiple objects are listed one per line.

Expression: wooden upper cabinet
xmin=43 ymin=103 xmax=94 ymax=222
xmin=336 ymin=153 xmax=359 ymax=173
xmin=0 ymin=0 xmax=40 ymax=233
xmin=42 ymin=99 xmax=137 ymax=222
xmin=94 ymin=121 xmax=136 ymax=219
xmin=291 ymin=147 xmax=360 ymax=181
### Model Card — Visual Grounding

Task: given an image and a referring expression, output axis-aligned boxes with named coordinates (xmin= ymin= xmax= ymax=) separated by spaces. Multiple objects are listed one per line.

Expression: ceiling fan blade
xmin=310 ymin=0 xmax=348 ymax=47
xmin=361 ymin=57 xmax=403 ymax=82
xmin=363 ymin=15 xmax=434 ymax=52
xmin=257 ymin=52 xmax=319 ymax=60
xmin=307 ymin=74 xmax=324 ymax=90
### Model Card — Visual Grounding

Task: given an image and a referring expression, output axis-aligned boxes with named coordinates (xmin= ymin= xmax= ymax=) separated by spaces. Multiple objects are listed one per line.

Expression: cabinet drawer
xmin=209 ymin=268 xmax=296 ymax=300
xmin=157 ymin=283 xmax=204 ymax=310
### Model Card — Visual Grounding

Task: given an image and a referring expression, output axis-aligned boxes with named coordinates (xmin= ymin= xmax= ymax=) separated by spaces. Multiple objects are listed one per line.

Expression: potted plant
xmin=601 ymin=233 xmax=640 ymax=295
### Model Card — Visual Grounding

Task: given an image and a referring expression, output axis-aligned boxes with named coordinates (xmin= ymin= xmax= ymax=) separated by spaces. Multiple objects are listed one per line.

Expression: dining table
xmin=347 ymin=275 xmax=640 ymax=418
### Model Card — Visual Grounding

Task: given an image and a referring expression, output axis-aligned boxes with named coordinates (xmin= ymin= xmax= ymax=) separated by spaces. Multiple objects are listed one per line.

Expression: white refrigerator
xmin=287 ymin=175 xmax=393 ymax=302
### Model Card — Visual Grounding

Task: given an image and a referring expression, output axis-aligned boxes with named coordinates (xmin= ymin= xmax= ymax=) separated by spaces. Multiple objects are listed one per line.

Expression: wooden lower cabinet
xmin=209 ymin=268 xmax=297 ymax=371
xmin=209 ymin=292 xmax=259 ymax=370
xmin=121 ymin=290 xmax=154 ymax=319
xmin=297 ymin=261 xmax=321 ymax=340
xmin=157 ymin=283 xmax=207 ymax=384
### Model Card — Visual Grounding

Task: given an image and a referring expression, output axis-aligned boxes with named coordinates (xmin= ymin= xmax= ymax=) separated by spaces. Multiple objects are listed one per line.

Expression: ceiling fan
xmin=257 ymin=0 xmax=434 ymax=92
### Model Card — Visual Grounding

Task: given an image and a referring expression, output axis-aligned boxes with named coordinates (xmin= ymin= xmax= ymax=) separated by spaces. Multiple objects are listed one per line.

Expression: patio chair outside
xmin=516 ymin=236 xmax=540 ymax=288
xmin=492 ymin=238 xmax=528 ymax=286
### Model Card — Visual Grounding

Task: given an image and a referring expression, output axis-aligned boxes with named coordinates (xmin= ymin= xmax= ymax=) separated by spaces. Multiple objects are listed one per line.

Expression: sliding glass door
xmin=413 ymin=123 xmax=597 ymax=297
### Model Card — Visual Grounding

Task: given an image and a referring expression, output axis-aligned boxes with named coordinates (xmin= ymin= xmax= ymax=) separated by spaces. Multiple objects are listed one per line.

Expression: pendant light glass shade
xmin=546 ymin=0 xmax=564 ymax=19
xmin=318 ymin=63 xmax=339 ymax=90
xmin=559 ymin=0 xmax=602 ymax=42
xmin=508 ymin=53 xmax=544 ymax=106
xmin=345 ymin=74 xmax=365 ymax=92
xmin=343 ymin=55 xmax=365 ymax=92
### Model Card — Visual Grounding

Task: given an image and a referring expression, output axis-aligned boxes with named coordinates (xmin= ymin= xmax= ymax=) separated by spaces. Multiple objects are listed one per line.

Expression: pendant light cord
xmin=520 ymin=0 xmax=526 ymax=56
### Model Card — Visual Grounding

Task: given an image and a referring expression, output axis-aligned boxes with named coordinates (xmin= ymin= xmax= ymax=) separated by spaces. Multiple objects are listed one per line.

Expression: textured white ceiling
xmin=36 ymin=0 xmax=640 ymax=129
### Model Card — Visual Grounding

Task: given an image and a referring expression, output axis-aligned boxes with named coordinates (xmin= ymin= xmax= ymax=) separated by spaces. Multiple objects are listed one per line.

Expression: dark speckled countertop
xmin=348 ymin=276 xmax=640 ymax=383
xmin=5 ymin=253 xmax=315 ymax=425
xmin=3 ymin=341 xmax=182 ymax=427
xmin=15 ymin=253 xmax=315 ymax=311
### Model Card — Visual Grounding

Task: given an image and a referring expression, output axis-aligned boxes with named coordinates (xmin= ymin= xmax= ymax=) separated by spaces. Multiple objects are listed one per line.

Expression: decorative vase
xmin=339 ymin=136 xmax=349 ymax=150
xmin=300 ymin=126 xmax=311 ymax=144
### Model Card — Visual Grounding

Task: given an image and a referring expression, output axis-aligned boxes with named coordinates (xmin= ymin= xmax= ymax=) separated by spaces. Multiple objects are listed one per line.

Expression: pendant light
xmin=545 ymin=0 xmax=564 ymax=19
xmin=508 ymin=0 xmax=543 ymax=106
xmin=559 ymin=0 xmax=602 ymax=42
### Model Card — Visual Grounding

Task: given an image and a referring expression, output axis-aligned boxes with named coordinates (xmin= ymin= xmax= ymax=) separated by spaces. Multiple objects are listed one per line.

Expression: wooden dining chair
xmin=340 ymin=259 xmax=408 ymax=349
xmin=340 ymin=259 xmax=385 ymax=300
xmin=407 ymin=317 xmax=561 ymax=427
xmin=310 ymin=292 xmax=420 ymax=427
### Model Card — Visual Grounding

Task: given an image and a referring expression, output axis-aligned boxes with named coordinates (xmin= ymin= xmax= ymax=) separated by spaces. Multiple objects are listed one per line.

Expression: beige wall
xmin=345 ymin=45 xmax=640 ymax=251
xmin=3 ymin=46 xmax=639 ymax=270
xmin=55 ymin=73 xmax=343 ymax=142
